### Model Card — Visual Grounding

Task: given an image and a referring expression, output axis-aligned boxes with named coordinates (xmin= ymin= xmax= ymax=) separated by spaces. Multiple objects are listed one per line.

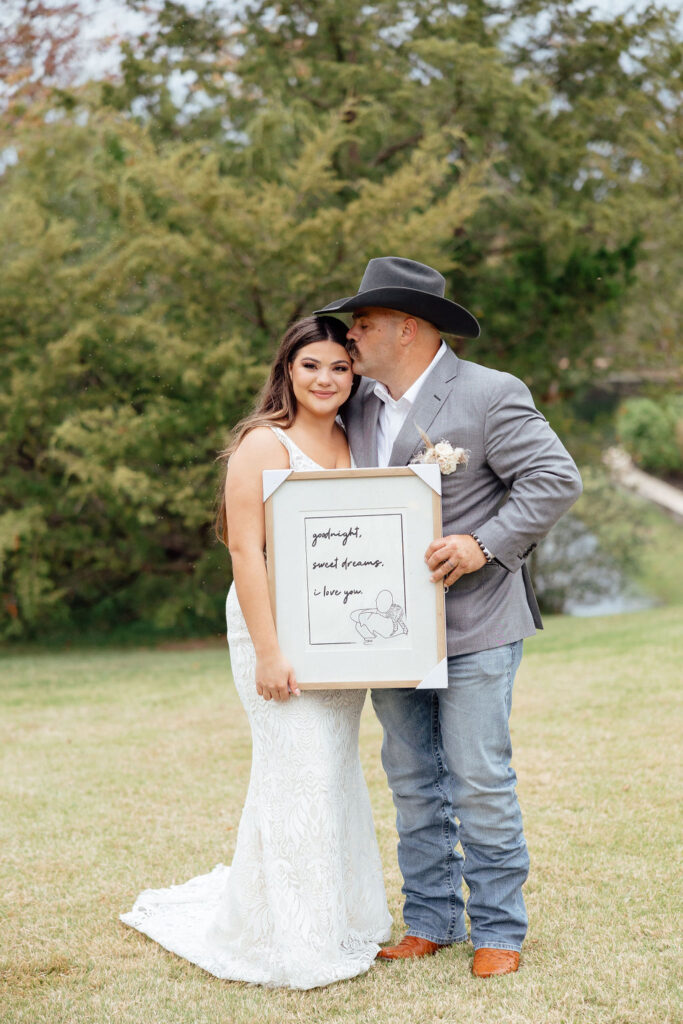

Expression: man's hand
xmin=425 ymin=534 xmax=487 ymax=586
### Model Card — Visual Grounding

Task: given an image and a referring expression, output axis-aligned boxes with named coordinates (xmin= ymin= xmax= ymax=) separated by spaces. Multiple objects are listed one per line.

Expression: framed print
xmin=263 ymin=465 xmax=447 ymax=689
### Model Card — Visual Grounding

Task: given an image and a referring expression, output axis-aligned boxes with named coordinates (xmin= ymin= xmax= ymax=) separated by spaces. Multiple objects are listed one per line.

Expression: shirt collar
xmin=373 ymin=341 xmax=447 ymax=409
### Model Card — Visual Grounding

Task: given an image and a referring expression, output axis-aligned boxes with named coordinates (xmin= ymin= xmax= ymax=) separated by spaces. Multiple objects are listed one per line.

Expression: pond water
xmin=532 ymin=516 xmax=657 ymax=618
xmin=564 ymin=589 xmax=656 ymax=617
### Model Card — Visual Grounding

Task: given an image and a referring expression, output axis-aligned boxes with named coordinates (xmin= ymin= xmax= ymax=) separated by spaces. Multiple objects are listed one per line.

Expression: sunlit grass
xmin=1 ymin=607 xmax=681 ymax=1023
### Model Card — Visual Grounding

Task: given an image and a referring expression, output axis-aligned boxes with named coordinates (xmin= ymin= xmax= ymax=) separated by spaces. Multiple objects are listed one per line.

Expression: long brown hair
xmin=215 ymin=315 xmax=356 ymax=545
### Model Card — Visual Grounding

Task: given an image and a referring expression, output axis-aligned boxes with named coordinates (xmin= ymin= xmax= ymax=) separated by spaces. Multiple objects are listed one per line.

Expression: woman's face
xmin=289 ymin=340 xmax=354 ymax=416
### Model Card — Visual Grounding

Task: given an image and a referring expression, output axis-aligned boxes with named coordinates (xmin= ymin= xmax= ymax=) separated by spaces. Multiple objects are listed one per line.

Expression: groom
xmin=314 ymin=257 xmax=582 ymax=977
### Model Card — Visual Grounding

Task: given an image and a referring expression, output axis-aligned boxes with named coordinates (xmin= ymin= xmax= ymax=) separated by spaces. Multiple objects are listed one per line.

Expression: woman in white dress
xmin=121 ymin=316 xmax=392 ymax=989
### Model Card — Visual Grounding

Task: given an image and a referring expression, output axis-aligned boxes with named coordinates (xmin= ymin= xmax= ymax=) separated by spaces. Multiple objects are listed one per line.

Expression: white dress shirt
xmin=374 ymin=341 xmax=447 ymax=467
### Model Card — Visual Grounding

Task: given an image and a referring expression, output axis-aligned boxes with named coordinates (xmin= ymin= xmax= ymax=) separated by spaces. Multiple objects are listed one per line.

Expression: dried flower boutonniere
xmin=411 ymin=425 xmax=469 ymax=476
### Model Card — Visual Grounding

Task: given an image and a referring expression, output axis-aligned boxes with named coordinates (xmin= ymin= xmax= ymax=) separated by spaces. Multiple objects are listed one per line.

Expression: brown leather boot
xmin=472 ymin=948 xmax=520 ymax=977
xmin=377 ymin=935 xmax=451 ymax=960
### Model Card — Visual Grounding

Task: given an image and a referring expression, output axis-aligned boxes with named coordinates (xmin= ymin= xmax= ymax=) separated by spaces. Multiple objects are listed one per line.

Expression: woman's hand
xmin=255 ymin=650 xmax=300 ymax=702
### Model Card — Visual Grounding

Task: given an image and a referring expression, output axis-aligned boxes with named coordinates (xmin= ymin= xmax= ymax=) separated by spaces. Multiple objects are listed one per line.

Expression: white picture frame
xmin=263 ymin=466 xmax=447 ymax=689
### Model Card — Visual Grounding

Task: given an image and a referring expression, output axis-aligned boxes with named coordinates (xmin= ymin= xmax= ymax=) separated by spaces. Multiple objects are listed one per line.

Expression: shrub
xmin=616 ymin=397 xmax=682 ymax=473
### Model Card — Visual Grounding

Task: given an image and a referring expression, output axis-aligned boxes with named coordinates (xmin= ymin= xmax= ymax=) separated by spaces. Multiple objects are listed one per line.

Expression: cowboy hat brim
xmin=314 ymin=286 xmax=480 ymax=339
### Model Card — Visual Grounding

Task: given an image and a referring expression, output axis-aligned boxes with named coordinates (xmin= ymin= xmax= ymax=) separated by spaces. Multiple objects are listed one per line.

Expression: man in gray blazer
xmin=315 ymin=257 xmax=582 ymax=978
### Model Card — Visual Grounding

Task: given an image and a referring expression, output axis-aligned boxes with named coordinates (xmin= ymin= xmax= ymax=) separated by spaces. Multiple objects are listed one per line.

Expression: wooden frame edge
xmin=264 ymin=495 xmax=276 ymax=621
xmin=299 ymin=680 xmax=422 ymax=690
xmin=432 ymin=487 xmax=447 ymax=663
xmin=264 ymin=466 xmax=447 ymax=689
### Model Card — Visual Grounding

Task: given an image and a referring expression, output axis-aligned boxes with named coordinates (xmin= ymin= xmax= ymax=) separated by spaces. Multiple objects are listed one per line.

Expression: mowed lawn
xmin=1 ymin=607 xmax=681 ymax=1024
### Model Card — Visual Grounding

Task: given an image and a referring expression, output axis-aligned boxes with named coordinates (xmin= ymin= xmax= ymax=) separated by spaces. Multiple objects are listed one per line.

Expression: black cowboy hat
xmin=314 ymin=256 xmax=480 ymax=338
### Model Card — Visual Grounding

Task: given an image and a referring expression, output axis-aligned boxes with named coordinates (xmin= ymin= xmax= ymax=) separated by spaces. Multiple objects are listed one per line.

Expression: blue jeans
xmin=371 ymin=641 xmax=528 ymax=951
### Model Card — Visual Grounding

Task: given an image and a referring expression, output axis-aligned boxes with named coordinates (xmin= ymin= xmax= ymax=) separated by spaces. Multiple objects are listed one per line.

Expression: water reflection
xmin=531 ymin=516 xmax=656 ymax=617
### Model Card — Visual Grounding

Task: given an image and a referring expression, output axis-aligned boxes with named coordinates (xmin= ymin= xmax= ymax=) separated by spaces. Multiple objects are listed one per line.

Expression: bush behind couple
xmin=121 ymin=257 xmax=582 ymax=988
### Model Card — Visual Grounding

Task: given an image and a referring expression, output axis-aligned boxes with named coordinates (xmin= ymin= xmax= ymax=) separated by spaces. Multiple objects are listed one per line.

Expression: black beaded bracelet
xmin=469 ymin=532 xmax=494 ymax=563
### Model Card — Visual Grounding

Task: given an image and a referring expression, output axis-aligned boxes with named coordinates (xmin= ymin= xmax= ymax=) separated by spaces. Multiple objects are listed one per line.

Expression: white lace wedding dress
xmin=121 ymin=427 xmax=392 ymax=989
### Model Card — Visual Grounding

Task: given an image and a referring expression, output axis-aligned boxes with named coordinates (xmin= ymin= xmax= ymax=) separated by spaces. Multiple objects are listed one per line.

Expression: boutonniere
xmin=411 ymin=425 xmax=469 ymax=476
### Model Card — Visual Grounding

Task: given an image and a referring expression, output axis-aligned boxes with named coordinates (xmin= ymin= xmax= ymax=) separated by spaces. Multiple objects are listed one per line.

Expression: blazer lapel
xmin=389 ymin=347 xmax=460 ymax=466
xmin=359 ymin=387 xmax=381 ymax=467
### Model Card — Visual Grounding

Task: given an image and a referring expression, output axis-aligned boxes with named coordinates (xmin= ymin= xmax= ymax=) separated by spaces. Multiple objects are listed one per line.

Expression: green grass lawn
xmin=1 ymin=607 xmax=681 ymax=1024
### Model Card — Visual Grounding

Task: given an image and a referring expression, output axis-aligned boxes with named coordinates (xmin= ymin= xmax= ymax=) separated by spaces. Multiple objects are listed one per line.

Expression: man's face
xmin=345 ymin=307 xmax=405 ymax=381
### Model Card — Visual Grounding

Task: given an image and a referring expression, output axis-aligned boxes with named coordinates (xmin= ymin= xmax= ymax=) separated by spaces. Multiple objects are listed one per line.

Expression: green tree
xmin=617 ymin=396 xmax=682 ymax=473
xmin=102 ymin=0 xmax=681 ymax=394
xmin=0 ymin=106 xmax=486 ymax=640
xmin=2 ymin=0 xmax=680 ymax=640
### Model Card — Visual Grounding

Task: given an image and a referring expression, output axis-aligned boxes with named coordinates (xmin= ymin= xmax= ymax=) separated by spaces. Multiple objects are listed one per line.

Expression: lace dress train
xmin=121 ymin=429 xmax=392 ymax=989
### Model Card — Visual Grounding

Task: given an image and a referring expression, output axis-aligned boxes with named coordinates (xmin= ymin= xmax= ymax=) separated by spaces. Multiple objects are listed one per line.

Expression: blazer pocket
xmin=449 ymin=561 xmax=504 ymax=594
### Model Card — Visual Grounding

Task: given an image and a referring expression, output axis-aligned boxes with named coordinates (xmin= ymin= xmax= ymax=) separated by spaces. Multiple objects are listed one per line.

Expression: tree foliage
xmin=0 ymin=106 xmax=486 ymax=639
xmin=1 ymin=0 xmax=680 ymax=639
xmin=104 ymin=0 xmax=682 ymax=388
xmin=617 ymin=396 xmax=683 ymax=473
xmin=0 ymin=0 xmax=84 ymax=127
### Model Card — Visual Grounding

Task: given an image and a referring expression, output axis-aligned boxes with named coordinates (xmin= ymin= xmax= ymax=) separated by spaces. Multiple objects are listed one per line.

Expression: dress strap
xmin=268 ymin=425 xmax=297 ymax=465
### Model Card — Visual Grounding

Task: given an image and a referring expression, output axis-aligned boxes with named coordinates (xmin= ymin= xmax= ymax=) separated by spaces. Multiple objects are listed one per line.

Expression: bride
xmin=121 ymin=315 xmax=392 ymax=989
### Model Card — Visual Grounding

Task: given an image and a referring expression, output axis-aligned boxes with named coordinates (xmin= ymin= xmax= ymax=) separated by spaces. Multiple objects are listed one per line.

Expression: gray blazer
xmin=343 ymin=347 xmax=583 ymax=656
